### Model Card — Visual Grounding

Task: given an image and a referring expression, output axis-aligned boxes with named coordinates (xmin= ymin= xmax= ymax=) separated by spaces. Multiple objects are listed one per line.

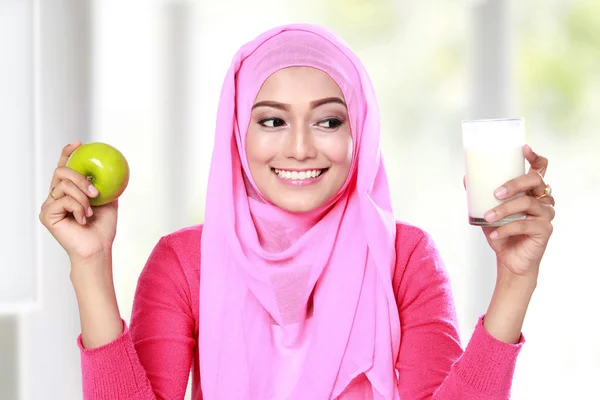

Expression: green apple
xmin=66 ymin=142 xmax=130 ymax=206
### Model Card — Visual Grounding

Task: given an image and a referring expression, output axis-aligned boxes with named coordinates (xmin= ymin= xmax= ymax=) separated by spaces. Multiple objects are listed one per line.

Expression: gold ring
xmin=536 ymin=184 xmax=552 ymax=200
xmin=50 ymin=187 xmax=57 ymax=200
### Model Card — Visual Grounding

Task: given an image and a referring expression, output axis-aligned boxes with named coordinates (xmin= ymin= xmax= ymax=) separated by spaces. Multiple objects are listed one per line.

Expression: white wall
xmin=0 ymin=0 xmax=36 ymax=311
xmin=1 ymin=1 xmax=598 ymax=399
xmin=18 ymin=1 xmax=92 ymax=399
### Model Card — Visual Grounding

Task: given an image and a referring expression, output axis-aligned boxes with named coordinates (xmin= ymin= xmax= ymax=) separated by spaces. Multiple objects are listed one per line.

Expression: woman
xmin=39 ymin=24 xmax=555 ymax=399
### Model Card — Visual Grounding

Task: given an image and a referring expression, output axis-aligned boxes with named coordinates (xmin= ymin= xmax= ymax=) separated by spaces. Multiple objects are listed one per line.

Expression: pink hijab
xmin=200 ymin=24 xmax=400 ymax=399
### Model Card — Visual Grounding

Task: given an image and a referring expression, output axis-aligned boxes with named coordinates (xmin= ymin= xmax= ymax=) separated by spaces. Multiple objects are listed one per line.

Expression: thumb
xmin=524 ymin=144 xmax=548 ymax=176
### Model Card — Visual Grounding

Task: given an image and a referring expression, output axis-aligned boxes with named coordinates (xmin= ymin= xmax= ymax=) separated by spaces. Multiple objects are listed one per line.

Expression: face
xmin=245 ymin=67 xmax=353 ymax=213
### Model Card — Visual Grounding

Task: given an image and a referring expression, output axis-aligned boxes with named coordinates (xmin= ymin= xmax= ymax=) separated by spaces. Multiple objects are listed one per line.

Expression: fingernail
xmin=81 ymin=216 xmax=86 ymax=224
xmin=524 ymin=144 xmax=532 ymax=152
xmin=88 ymin=185 xmax=99 ymax=197
xmin=490 ymin=230 xmax=499 ymax=240
xmin=494 ymin=186 xmax=508 ymax=199
xmin=484 ymin=210 xmax=497 ymax=222
xmin=87 ymin=207 xmax=93 ymax=217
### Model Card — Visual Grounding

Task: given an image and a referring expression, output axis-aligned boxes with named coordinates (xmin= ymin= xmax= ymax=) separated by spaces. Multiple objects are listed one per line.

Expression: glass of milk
xmin=462 ymin=118 xmax=527 ymax=226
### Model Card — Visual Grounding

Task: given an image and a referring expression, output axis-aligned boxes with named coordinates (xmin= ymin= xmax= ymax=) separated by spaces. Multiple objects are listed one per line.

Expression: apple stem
xmin=86 ymin=176 xmax=94 ymax=183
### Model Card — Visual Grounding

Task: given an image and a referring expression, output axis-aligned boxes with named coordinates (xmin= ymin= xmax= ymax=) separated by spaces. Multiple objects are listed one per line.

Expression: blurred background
xmin=1 ymin=0 xmax=598 ymax=399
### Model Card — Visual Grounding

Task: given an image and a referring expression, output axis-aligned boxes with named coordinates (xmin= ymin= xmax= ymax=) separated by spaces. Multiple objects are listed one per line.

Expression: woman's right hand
xmin=39 ymin=141 xmax=119 ymax=265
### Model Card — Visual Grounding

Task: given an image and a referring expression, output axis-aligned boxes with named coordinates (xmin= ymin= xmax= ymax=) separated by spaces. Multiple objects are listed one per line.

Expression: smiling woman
xmin=37 ymin=22 xmax=556 ymax=400
xmin=245 ymin=67 xmax=353 ymax=213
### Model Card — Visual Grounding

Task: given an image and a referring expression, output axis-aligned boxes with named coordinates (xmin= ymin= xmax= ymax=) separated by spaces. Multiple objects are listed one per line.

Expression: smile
xmin=271 ymin=168 xmax=328 ymax=186
xmin=273 ymin=168 xmax=325 ymax=180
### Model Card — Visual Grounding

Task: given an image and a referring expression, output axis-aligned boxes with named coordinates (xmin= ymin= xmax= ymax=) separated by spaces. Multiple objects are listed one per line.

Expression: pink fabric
xmin=76 ymin=224 xmax=526 ymax=399
xmin=200 ymin=24 xmax=398 ymax=399
xmin=270 ymin=316 xmax=313 ymax=397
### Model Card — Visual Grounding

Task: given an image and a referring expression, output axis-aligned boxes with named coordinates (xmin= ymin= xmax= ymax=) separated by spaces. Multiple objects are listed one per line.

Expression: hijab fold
xmin=200 ymin=24 xmax=400 ymax=399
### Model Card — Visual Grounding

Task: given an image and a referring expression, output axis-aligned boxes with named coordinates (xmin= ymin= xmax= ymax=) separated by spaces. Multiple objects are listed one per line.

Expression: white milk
xmin=464 ymin=146 xmax=526 ymax=226
xmin=462 ymin=118 xmax=526 ymax=226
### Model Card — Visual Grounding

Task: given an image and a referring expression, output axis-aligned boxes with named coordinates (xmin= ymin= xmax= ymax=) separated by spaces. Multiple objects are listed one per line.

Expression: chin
xmin=275 ymin=200 xmax=321 ymax=214
xmin=265 ymin=183 xmax=344 ymax=213
xmin=266 ymin=192 xmax=330 ymax=213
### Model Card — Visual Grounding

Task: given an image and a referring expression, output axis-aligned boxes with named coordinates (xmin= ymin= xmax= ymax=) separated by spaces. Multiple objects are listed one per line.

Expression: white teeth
xmin=273 ymin=169 xmax=324 ymax=180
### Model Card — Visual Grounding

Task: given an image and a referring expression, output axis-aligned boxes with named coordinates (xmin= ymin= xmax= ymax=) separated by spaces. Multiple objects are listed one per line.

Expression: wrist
xmin=496 ymin=266 xmax=538 ymax=294
xmin=70 ymin=252 xmax=114 ymax=290
xmin=484 ymin=272 xmax=536 ymax=344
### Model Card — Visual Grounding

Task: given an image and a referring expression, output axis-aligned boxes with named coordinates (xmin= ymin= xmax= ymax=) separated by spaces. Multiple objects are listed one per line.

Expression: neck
xmin=248 ymin=196 xmax=327 ymax=252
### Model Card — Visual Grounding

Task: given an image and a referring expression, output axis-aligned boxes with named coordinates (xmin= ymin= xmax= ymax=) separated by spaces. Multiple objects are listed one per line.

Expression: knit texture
xmin=77 ymin=222 xmax=525 ymax=399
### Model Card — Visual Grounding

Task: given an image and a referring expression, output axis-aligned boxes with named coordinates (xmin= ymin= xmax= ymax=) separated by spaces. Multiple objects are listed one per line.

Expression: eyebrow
xmin=251 ymin=97 xmax=347 ymax=111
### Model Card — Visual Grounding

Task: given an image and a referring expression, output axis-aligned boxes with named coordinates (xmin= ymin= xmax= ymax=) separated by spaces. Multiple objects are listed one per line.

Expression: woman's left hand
xmin=481 ymin=144 xmax=555 ymax=281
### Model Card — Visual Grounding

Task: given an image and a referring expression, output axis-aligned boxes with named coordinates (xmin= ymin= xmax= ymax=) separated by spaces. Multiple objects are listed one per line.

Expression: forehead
xmin=255 ymin=67 xmax=344 ymax=103
xmin=235 ymin=30 xmax=362 ymax=113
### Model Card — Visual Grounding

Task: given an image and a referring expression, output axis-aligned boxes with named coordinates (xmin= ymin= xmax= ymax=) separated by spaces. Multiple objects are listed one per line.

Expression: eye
xmin=316 ymin=118 xmax=343 ymax=129
xmin=259 ymin=117 xmax=286 ymax=128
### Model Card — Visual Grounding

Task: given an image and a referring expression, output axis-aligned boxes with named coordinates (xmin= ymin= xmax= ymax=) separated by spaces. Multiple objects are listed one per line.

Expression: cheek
xmin=321 ymin=132 xmax=353 ymax=166
xmin=246 ymin=129 xmax=277 ymax=165
xmin=245 ymin=131 xmax=275 ymax=192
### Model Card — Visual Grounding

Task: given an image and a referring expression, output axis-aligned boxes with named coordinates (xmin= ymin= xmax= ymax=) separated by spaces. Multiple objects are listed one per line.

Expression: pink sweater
xmin=77 ymin=222 xmax=525 ymax=399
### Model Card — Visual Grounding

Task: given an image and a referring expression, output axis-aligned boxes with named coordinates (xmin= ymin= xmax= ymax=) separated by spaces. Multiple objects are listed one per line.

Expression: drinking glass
xmin=462 ymin=118 xmax=527 ymax=226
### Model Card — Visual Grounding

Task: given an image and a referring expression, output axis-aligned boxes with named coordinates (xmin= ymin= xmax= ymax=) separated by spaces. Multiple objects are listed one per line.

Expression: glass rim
xmin=461 ymin=117 xmax=524 ymax=124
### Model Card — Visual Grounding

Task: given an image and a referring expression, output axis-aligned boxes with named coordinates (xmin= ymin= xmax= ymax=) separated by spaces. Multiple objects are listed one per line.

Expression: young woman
xmin=39 ymin=24 xmax=555 ymax=399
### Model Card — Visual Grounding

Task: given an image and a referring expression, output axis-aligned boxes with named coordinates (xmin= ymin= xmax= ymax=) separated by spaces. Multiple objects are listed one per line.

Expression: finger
xmin=490 ymin=219 xmax=553 ymax=242
xmin=40 ymin=195 xmax=88 ymax=226
xmin=50 ymin=141 xmax=82 ymax=191
xmin=523 ymin=144 xmax=548 ymax=177
xmin=56 ymin=141 xmax=82 ymax=168
xmin=463 ymin=176 xmax=466 ymax=191
xmin=540 ymin=194 xmax=556 ymax=207
xmin=494 ymin=170 xmax=544 ymax=200
xmin=49 ymin=166 xmax=99 ymax=201
xmin=51 ymin=179 xmax=94 ymax=217
xmin=483 ymin=195 xmax=555 ymax=224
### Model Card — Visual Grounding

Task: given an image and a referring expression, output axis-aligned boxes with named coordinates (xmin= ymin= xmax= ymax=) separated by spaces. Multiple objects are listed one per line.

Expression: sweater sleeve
xmin=394 ymin=228 xmax=525 ymax=400
xmin=77 ymin=236 xmax=196 ymax=400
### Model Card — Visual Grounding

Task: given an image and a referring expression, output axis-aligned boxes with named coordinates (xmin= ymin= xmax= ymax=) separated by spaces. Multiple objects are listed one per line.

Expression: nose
xmin=284 ymin=125 xmax=317 ymax=160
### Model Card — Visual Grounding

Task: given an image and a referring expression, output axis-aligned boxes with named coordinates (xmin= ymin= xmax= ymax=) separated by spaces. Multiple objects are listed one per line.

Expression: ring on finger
xmin=535 ymin=183 xmax=552 ymax=200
